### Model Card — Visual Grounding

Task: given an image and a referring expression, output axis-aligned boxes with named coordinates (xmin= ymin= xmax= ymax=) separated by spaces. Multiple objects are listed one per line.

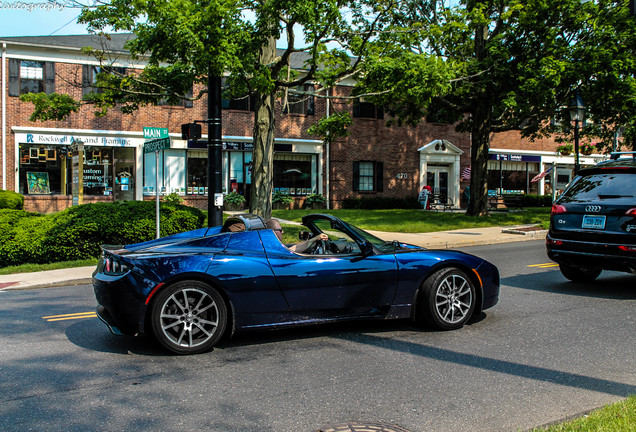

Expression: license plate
xmin=582 ymin=214 xmax=606 ymax=230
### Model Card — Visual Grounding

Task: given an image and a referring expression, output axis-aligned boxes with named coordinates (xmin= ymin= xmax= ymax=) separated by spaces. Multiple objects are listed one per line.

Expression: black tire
xmin=150 ymin=280 xmax=227 ymax=355
xmin=558 ymin=264 xmax=602 ymax=282
xmin=416 ymin=267 xmax=476 ymax=330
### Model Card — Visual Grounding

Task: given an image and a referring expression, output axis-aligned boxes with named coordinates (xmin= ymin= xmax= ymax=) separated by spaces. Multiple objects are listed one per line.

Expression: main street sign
xmin=143 ymin=137 xmax=171 ymax=153
xmin=143 ymin=127 xmax=169 ymax=139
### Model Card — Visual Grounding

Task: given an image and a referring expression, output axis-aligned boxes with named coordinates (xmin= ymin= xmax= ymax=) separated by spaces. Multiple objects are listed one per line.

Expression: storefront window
xmin=83 ymin=147 xmax=113 ymax=196
xmin=487 ymin=160 xmax=539 ymax=194
xmin=19 ymin=145 xmax=65 ymax=195
xmin=187 ymin=150 xmax=207 ymax=195
xmin=19 ymin=144 xmax=122 ymax=196
xmin=273 ymin=154 xmax=313 ymax=195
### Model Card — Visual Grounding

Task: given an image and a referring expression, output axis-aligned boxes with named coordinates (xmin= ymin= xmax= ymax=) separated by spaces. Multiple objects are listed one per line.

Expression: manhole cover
xmin=313 ymin=421 xmax=413 ymax=432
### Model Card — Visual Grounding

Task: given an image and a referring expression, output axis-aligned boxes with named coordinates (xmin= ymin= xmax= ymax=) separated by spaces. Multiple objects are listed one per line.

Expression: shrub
xmin=0 ymin=201 xmax=205 ymax=268
xmin=305 ymin=193 xmax=326 ymax=206
xmin=0 ymin=190 xmax=24 ymax=210
xmin=272 ymin=191 xmax=294 ymax=205
xmin=224 ymin=192 xmax=246 ymax=205
xmin=162 ymin=192 xmax=184 ymax=205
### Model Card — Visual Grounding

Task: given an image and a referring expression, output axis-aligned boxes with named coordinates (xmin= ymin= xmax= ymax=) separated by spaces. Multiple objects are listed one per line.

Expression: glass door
xmin=426 ymin=166 xmax=450 ymax=200
xmin=114 ymin=147 xmax=135 ymax=201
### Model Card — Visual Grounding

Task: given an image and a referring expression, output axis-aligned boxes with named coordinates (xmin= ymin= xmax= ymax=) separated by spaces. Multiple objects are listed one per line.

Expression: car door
xmin=265 ymin=222 xmax=398 ymax=316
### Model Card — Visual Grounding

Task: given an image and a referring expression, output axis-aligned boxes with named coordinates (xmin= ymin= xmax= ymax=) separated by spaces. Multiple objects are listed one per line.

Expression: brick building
xmin=0 ymin=34 xmax=603 ymax=213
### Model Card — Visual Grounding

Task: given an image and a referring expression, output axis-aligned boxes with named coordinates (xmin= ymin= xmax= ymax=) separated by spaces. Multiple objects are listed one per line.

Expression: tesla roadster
xmin=93 ymin=213 xmax=499 ymax=354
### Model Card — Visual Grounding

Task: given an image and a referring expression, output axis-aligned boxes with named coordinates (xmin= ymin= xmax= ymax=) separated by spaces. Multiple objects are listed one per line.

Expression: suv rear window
xmin=560 ymin=173 xmax=636 ymax=202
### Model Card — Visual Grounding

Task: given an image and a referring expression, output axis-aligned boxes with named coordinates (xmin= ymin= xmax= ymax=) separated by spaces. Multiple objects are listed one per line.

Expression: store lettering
xmin=24 ymin=134 xmax=132 ymax=146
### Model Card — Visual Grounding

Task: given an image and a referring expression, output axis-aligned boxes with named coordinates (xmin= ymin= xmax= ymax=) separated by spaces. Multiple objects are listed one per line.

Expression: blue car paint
xmin=93 ymin=213 xmax=500 ymax=339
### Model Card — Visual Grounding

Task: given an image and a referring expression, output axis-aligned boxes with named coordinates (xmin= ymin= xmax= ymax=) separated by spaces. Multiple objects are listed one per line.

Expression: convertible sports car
xmin=93 ymin=213 xmax=500 ymax=354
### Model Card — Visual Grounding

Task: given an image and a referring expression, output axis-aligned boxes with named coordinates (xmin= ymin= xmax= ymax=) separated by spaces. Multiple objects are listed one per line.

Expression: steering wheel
xmin=311 ymin=239 xmax=328 ymax=255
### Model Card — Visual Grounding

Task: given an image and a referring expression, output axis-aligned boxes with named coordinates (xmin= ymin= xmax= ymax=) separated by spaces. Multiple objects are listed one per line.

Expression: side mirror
xmin=359 ymin=241 xmax=373 ymax=256
xmin=299 ymin=231 xmax=312 ymax=241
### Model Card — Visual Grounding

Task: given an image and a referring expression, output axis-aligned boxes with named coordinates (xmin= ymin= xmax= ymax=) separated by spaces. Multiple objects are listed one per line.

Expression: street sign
xmin=143 ymin=137 xmax=171 ymax=153
xmin=143 ymin=127 xmax=169 ymax=139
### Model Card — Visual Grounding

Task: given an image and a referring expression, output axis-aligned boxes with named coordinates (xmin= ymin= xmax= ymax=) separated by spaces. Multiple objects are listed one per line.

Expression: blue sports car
xmin=93 ymin=213 xmax=499 ymax=354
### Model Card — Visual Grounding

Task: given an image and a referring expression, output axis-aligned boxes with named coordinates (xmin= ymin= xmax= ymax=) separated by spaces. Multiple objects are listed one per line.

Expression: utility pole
xmin=208 ymin=73 xmax=223 ymax=227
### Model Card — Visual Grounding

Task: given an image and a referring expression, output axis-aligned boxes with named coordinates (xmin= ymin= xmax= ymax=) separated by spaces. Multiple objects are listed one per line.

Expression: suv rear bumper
xmin=546 ymin=235 xmax=636 ymax=274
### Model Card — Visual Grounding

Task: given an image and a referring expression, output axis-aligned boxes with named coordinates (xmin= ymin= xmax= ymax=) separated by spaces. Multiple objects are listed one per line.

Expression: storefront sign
xmin=25 ymin=133 xmax=134 ymax=147
xmin=489 ymin=153 xmax=541 ymax=162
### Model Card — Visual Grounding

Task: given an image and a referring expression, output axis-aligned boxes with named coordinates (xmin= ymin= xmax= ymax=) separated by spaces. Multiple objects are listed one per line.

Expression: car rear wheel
xmin=150 ymin=281 xmax=227 ymax=355
xmin=558 ymin=264 xmax=602 ymax=282
xmin=417 ymin=267 xmax=476 ymax=330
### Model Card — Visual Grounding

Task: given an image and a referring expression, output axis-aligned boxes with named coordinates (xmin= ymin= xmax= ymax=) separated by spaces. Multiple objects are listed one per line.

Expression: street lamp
xmin=568 ymin=90 xmax=586 ymax=174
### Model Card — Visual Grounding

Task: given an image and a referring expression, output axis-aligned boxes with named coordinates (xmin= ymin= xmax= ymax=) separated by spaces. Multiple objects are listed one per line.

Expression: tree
xmin=357 ymin=0 xmax=626 ymax=215
xmin=572 ymin=1 xmax=636 ymax=152
xmin=24 ymin=0 xmax=421 ymax=219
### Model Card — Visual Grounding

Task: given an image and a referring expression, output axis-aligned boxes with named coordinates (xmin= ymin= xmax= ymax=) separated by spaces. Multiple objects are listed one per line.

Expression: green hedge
xmin=342 ymin=197 xmax=421 ymax=210
xmin=0 ymin=201 xmax=205 ymax=268
xmin=0 ymin=190 xmax=24 ymax=210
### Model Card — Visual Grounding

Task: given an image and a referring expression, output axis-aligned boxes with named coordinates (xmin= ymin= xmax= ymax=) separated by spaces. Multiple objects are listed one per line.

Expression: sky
xmin=0 ymin=2 xmax=90 ymax=37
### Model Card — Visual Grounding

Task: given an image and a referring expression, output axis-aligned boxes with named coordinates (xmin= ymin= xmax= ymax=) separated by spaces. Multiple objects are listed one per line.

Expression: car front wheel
xmin=417 ymin=267 xmax=476 ymax=330
xmin=558 ymin=264 xmax=602 ymax=282
xmin=150 ymin=281 xmax=227 ymax=355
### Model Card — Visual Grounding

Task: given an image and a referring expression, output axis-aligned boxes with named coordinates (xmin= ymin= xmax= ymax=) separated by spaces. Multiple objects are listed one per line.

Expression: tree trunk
xmin=249 ymin=36 xmax=277 ymax=219
xmin=466 ymin=20 xmax=491 ymax=217
xmin=466 ymin=100 xmax=492 ymax=216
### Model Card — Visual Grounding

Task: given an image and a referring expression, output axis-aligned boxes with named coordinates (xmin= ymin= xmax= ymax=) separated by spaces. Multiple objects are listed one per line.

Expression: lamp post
xmin=568 ymin=90 xmax=586 ymax=174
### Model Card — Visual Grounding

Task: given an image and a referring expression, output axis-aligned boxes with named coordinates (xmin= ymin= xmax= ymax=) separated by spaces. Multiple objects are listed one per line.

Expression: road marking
xmin=43 ymin=312 xmax=97 ymax=322
xmin=528 ymin=263 xmax=559 ymax=268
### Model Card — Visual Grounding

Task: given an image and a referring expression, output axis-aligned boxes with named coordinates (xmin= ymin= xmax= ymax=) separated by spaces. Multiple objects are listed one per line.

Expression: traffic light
xmin=181 ymin=123 xmax=201 ymax=140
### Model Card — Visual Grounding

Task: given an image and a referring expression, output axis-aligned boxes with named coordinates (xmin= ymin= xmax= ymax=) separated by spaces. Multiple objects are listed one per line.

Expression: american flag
xmin=461 ymin=167 xmax=471 ymax=180
xmin=531 ymin=166 xmax=553 ymax=183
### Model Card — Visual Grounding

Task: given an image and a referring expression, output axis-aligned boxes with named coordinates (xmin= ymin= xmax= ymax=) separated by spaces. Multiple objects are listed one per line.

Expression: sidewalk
xmin=0 ymin=224 xmax=546 ymax=291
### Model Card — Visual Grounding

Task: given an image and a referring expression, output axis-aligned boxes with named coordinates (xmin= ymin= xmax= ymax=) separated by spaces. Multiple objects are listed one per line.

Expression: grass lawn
xmin=0 ymin=258 xmax=98 ymax=275
xmin=272 ymin=207 xmax=551 ymax=233
xmin=529 ymin=395 xmax=635 ymax=432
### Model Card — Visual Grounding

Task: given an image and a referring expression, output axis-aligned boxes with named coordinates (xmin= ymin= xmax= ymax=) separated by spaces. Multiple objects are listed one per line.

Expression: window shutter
xmin=82 ymin=65 xmax=92 ymax=97
xmin=375 ymin=162 xmax=383 ymax=192
xmin=8 ymin=59 xmax=19 ymax=97
xmin=44 ymin=62 xmax=55 ymax=94
xmin=352 ymin=161 xmax=360 ymax=192
xmin=352 ymin=100 xmax=360 ymax=117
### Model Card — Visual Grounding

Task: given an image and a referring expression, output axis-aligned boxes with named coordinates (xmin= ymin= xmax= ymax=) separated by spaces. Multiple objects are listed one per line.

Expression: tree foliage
xmin=357 ymin=0 xmax=635 ymax=215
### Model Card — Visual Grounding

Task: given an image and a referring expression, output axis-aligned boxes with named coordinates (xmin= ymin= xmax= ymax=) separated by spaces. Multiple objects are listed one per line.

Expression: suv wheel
xmin=559 ymin=263 xmax=602 ymax=282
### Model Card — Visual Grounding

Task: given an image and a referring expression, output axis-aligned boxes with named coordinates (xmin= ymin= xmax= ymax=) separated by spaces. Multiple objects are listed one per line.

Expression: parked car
xmin=546 ymin=152 xmax=636 ymax=281
xmin=93 ymin=213 xmax=500 ymax=354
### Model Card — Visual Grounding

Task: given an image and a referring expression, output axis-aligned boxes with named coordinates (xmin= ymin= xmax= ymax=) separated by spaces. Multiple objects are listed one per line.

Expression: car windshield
xmin=560 ymin=173 xmax=636 ymax=202
xmin=340 ymin=220 xmax=404 ymax=253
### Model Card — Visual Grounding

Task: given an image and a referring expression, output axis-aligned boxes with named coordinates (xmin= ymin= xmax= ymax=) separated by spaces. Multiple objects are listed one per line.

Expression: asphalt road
xmin=0 ymin=240 xmax=634 ymax=432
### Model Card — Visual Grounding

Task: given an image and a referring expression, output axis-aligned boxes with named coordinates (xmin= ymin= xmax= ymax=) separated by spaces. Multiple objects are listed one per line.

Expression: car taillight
xmin=626 ymin=208 xmax=636 ymax=216
xmin=551 ymin=204 xmax=567 ymax=215
xmin=103 ymin=255 xmax=130 ymax=275
xmin=618 ymin=246 xmax=636 ymax=252
xmin=546 ymin=238 xmax=563 ymax=246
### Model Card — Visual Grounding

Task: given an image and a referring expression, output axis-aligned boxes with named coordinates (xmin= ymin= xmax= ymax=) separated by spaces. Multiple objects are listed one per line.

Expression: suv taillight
xmin=551 ymin=204 xmax=567 ymax=215
xmin=626 ymin=208 xmax=636 ymax=216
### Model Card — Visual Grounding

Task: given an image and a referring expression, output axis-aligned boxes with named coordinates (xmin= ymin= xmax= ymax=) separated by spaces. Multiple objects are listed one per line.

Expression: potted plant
xmin=272 ymin=191 xmax=294 ymax=210
xmin=224 ymin=191 xmax=246 ymax=211
xmin=304 ymin=193 xmax=326 ymax=209
xmin=580 ymin=142 xmax=594 ymax=155
xmin=556 ymin=144 xmax=574 ymax=156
